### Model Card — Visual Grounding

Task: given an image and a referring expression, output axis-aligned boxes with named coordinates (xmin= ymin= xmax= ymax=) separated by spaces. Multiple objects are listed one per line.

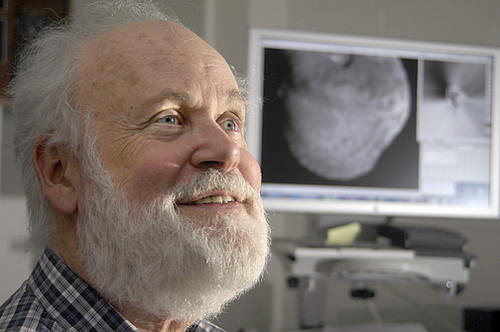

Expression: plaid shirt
xmin=0 ymin=248 xmax=225 ymax=332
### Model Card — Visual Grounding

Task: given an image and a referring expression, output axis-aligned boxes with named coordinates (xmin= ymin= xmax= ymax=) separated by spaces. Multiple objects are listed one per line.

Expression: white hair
xmin=8 ymin=0 xmax=177 ymax=251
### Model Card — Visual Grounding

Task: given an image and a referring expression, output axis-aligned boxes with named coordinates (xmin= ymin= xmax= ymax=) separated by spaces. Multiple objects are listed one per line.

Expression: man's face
xmin=76 ymin=20 xmax=262 ymax=219
xmin=73 ymin=21 xmax=269 ymax=320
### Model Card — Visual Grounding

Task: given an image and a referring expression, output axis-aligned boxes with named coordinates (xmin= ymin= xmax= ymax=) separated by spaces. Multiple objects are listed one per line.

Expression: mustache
xmin=166 ymin=169 xmax=260 ymax=206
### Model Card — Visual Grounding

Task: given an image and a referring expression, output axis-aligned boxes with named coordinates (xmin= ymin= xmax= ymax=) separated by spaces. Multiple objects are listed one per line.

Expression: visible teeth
xmin=192 ymin=195 xmax=235 ymax=205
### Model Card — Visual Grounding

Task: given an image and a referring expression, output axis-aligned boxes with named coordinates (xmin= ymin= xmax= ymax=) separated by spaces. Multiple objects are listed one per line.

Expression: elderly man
xmin=0 ymin=1 xmax=270 ymax=331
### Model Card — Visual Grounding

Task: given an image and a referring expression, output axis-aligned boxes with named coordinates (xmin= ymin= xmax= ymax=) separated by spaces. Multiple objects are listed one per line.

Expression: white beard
xmin=76 ymin=161 xmax=270 ymax=322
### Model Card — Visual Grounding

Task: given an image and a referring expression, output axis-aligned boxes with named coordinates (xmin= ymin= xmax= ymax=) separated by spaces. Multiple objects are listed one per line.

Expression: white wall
xmin=1 ymin=1 xmax=500 ymax=332
xmin=0 ymin=102 xmax=31 ymax=304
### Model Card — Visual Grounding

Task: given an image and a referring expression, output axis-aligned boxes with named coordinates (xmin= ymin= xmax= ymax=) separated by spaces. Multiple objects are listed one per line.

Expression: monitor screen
xmin=246 ymin=29 xmax=500 ymax=219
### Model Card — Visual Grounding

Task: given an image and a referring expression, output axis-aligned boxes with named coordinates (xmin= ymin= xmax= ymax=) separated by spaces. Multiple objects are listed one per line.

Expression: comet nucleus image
xmin=282 ymin=51 xmax=411 ymax=181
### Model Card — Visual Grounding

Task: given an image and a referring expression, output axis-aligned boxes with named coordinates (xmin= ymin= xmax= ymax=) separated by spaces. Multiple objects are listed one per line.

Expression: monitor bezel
xmin=246 ymin=28 xmax=500 ymax=219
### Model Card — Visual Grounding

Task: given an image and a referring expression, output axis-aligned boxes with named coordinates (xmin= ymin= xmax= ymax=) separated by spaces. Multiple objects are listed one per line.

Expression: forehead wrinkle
xmin=77 ymin=21 xmax=242 ymax=119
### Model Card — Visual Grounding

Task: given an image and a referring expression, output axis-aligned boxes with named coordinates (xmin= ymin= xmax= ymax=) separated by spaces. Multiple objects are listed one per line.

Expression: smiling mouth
xmin=186 ymin=195 xmax=236 ymax=205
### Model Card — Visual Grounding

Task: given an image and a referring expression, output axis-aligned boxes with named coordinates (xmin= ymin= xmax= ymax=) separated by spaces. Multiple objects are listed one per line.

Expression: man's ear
xmin=33 ymin=137 xmax=79 ymax=216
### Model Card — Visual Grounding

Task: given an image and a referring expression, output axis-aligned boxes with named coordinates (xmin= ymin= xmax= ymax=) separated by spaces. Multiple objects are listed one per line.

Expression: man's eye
xmin=221 ymin=119 xmax=237 ymax=131
xmin=158 ymin=114 xmax=179 ymax=125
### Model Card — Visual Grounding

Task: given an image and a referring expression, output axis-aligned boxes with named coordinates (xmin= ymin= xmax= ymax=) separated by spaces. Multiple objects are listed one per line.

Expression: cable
xmin=366 ymin=299 xmax=386 ymax=331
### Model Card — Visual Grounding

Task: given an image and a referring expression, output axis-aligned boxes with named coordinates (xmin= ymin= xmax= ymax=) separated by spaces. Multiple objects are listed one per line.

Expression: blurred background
xmin=1 ymin=1 xmax=500 ymax=331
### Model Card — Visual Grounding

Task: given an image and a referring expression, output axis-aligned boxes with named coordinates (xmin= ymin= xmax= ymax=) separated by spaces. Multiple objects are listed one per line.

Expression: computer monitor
xmin=246 ymin=29 xmax=500 ymax=219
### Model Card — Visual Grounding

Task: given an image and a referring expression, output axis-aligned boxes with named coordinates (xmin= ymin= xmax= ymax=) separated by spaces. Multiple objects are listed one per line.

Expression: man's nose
xmin=190 ymin=122 xmax=241 ymax=172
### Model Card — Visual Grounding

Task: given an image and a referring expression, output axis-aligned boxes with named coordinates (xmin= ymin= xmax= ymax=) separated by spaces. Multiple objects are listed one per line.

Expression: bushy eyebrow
xmin=158 ymin=91 xmax=190 ymax=104
xmin=178 ymin=89 xmax=243 ymax=105
xmin=148 ymin=89 xmax=245 ymax=110
xmin=137 ymin=91 xmax=187 ymax=114
xmin=227 ymin=89 xmax=245 ymax=105
xmin=138 ymin=88 xmax=247 ymax=132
